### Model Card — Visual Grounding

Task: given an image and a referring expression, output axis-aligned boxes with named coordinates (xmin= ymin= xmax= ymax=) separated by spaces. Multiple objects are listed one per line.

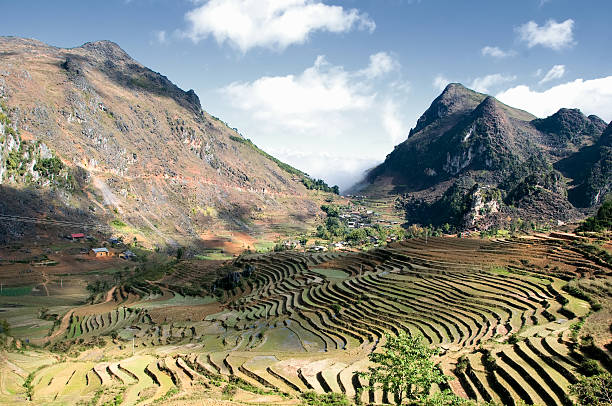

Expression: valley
xmin=0 ymin=230 xmax=610 ymax=405
xmin=0 ymin=34 xmax=611 ymax=406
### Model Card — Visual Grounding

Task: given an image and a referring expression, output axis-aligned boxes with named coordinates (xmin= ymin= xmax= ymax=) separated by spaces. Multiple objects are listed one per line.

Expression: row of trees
xmin=317 ymin=204 xmax=445 ymax=245
xmin=302 ymin=178 xmax=340 ymax=194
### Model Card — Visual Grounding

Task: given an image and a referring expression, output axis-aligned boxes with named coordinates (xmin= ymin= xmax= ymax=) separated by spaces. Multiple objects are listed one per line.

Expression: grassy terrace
xmin=1 ymin=236 xmax=609 ymax=405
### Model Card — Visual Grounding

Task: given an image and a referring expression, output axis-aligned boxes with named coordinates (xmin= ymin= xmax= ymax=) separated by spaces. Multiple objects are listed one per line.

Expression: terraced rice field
xmin=1 ymin=236 xmax=610 ymax=405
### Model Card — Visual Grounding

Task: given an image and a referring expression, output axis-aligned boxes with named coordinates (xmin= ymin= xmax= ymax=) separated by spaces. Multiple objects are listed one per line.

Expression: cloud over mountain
xmin=184 ymin=0 xmax=375 ymax=52
xmin=497 ymin=76 xmax=612 ymax=122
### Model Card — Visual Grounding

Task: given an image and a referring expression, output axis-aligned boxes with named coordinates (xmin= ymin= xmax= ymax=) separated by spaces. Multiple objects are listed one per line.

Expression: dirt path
xmin=41 ymin=270 xmax=49 ymax=296
xmin=105 ymin=286 xmax=117 ymax=303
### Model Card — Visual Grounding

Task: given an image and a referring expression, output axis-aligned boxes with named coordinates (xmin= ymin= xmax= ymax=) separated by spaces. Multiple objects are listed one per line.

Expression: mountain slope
xmin=0 ymin=37 xmax=335 ymax=245
xmin=354 ymin=83 xmax=610 ymax=230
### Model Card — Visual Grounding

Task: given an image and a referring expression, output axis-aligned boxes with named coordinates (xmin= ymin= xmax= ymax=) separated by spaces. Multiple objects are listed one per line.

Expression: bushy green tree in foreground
xmin=358 ymin=332 xmax=459 ymax=405
xmin=570 ymin=372 xmax=612 ymax=405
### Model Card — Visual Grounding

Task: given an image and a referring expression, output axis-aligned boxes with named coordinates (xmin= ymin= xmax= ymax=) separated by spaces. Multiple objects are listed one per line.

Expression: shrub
xmin=570 ymin=372 xmax=612 ymax=405
xmin=222 ymin=383 xmax=237 ymax=399
xmin=507 ymin=334 xmax=521 ymax=344
xmin=34 ymin=156 xmax=64 ymax=177
xmin=578 ymin=359 xmax=604 ymax=377
xmin=301 ymin=391 xmax=350 ymax=406
xmin=577 ymin=199 xmax=612 ymax=232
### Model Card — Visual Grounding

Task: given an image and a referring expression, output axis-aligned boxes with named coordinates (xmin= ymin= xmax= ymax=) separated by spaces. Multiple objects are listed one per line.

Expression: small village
xmin=66 ymin=233 xmax=137 ymax=260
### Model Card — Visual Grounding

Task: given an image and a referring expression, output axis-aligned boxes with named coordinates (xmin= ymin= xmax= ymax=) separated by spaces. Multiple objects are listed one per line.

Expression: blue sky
xmin=3 ymin=0 xmax=612 ymax=190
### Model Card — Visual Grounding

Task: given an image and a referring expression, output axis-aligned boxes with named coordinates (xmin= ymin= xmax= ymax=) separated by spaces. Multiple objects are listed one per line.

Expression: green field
xmin=309 ymin=268 xmax=350 ymax=280
xmin=0 ymin=286 xmax=33 ymax=296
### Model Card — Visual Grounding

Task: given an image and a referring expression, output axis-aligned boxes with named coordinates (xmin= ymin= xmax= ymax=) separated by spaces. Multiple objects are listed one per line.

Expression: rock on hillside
xmin=0 ymin=37 xmax=334 ymax=245
xmin=353 ymin=83 xmax=610 ymax=230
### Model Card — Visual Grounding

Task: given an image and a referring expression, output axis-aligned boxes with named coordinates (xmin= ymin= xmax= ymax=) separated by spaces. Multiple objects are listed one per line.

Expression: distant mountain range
xmin=352 ymin=83 xmax=611 ymax=230
xmin=0 ymin=37 xmax=336 ymax=245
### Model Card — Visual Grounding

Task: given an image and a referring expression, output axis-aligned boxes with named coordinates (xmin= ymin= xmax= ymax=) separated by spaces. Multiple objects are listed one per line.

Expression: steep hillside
xmin=354 ymin=83 xmax=610 ymax=230
xmin=0 ymin=37 xmax=337 ymax=246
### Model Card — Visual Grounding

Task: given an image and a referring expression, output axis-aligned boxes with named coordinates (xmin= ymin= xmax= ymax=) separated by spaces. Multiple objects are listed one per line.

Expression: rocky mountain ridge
xmin=354 ymin=83 xmax=611 ymax=230
xmin=0 ymin=36 xmax=335 ymax=245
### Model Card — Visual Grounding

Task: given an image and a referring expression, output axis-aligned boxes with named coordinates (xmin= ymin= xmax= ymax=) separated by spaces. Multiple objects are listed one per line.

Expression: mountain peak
xmin=472 ymin=96 xmax=507 ymax=120
xmin=79 ymin=40 xmax=131 ymax=62
xmin=410 ymin=83 xmax=486 ymax=136
xmin=533 ymin=107 xmax=607 ymax=145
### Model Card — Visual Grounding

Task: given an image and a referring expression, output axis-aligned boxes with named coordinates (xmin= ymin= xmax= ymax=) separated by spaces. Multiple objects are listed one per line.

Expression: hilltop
xmin=352 ymin=83 xmax=611 ymax=231
xmin=0 ymin=37 xmax=340 ymax=248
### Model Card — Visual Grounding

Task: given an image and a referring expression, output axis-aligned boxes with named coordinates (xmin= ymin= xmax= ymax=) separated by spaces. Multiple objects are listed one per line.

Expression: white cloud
xmin=155 ymin=30 xmax=168 ymax=44
xmin=470 ymin=74 xmax=517 ymax=93
xmin=183 ymin=0 xmax=375 ymax=52
xmin=481 ymin=46 xmax=516 ymax=58
xmin=382 ymin=100 xmax=408 ymax=144
xmin=496 ymin=76 xmax=612 ymax=122
xmin=218 ymin=54 xmax=406 ymax=190
xmin=539 ymin=64 xmax=566 ymax=84
xmin=360 ymin=52 xmax=398 ymax=79
xmin=222 ymin=55 xmax=375 ymax=125
xmin=516 ymin=19 xmax=575 ymax=50
xmin=267 ymin=148 xmax=380 ymax=191
xmin=433 ymin=75 xmax=451 ymax=91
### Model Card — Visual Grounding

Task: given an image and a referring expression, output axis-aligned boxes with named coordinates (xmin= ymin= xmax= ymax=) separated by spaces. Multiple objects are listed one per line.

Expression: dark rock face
xmin=533 ymin=108 xmax=607 ymax=150
xmin=600 ymin=122 xmax=612 ymax=147
xmin=356 ymin=84 xmax=610 ymax=230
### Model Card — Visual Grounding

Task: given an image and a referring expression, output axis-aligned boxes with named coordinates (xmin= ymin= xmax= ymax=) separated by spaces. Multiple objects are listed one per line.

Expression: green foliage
xmin=507 ymin=333 xmax=521 ymax=344
xmin=421 ymin=390 xmax=476 ymax=406
xmin=0 ymin=319 xmax=10 ymax=335
xmin=358 ymin=332 xmax=451 ymax=405
xmin=578 ymin=359 xmax=604 ymax=377
xmin=6 ymin=148 xmax=22 ymax=171
xmin=321 ymin=204 xmax=340 ymax=217
xmin=23 ymin=371 xmax=35 ymax=400
xmin=578 ymin=198 xmax=612 ymax=232
xmin=34 ymin=156 xmax=64 ymax=177
xmin=346 ymin=227 xmax=368 ymax=243
xmin=570 ymin=372 xmax=612 ymax=406
xmin=111 ymin=219 xmax=127 ymax=228
xmin=222 ymin=383 xmax=238 ymax=400
xmin=301 ymin=391 xmax=350 ymax=406
xmin=302 ymin=177 xmax=340 ymax=194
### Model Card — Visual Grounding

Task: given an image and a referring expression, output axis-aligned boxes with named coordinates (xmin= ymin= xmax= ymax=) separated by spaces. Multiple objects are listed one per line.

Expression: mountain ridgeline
xmin=0 ymin=37 xmax=337 ymax=245
xmin=355 ymin=83 xmax=611 ymax=230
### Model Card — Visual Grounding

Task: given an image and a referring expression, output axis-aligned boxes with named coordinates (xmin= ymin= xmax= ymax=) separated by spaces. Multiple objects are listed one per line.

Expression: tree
xmin=358 ymin=332 xmax=451 ymax=405
xmin=578 ymin=198 xmax=612 ymax=232
xmin=0 ymin=319 xmax=9 ymax=335
xmin=347 ymin=228 xmax=367 ymax=243
xmin=570 ymin=372 xmax=612 ymax=406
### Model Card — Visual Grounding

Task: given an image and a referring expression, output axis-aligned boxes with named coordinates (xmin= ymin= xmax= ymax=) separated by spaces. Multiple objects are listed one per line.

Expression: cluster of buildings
xmin=68 ymin=233 xmax=136 ymax=260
